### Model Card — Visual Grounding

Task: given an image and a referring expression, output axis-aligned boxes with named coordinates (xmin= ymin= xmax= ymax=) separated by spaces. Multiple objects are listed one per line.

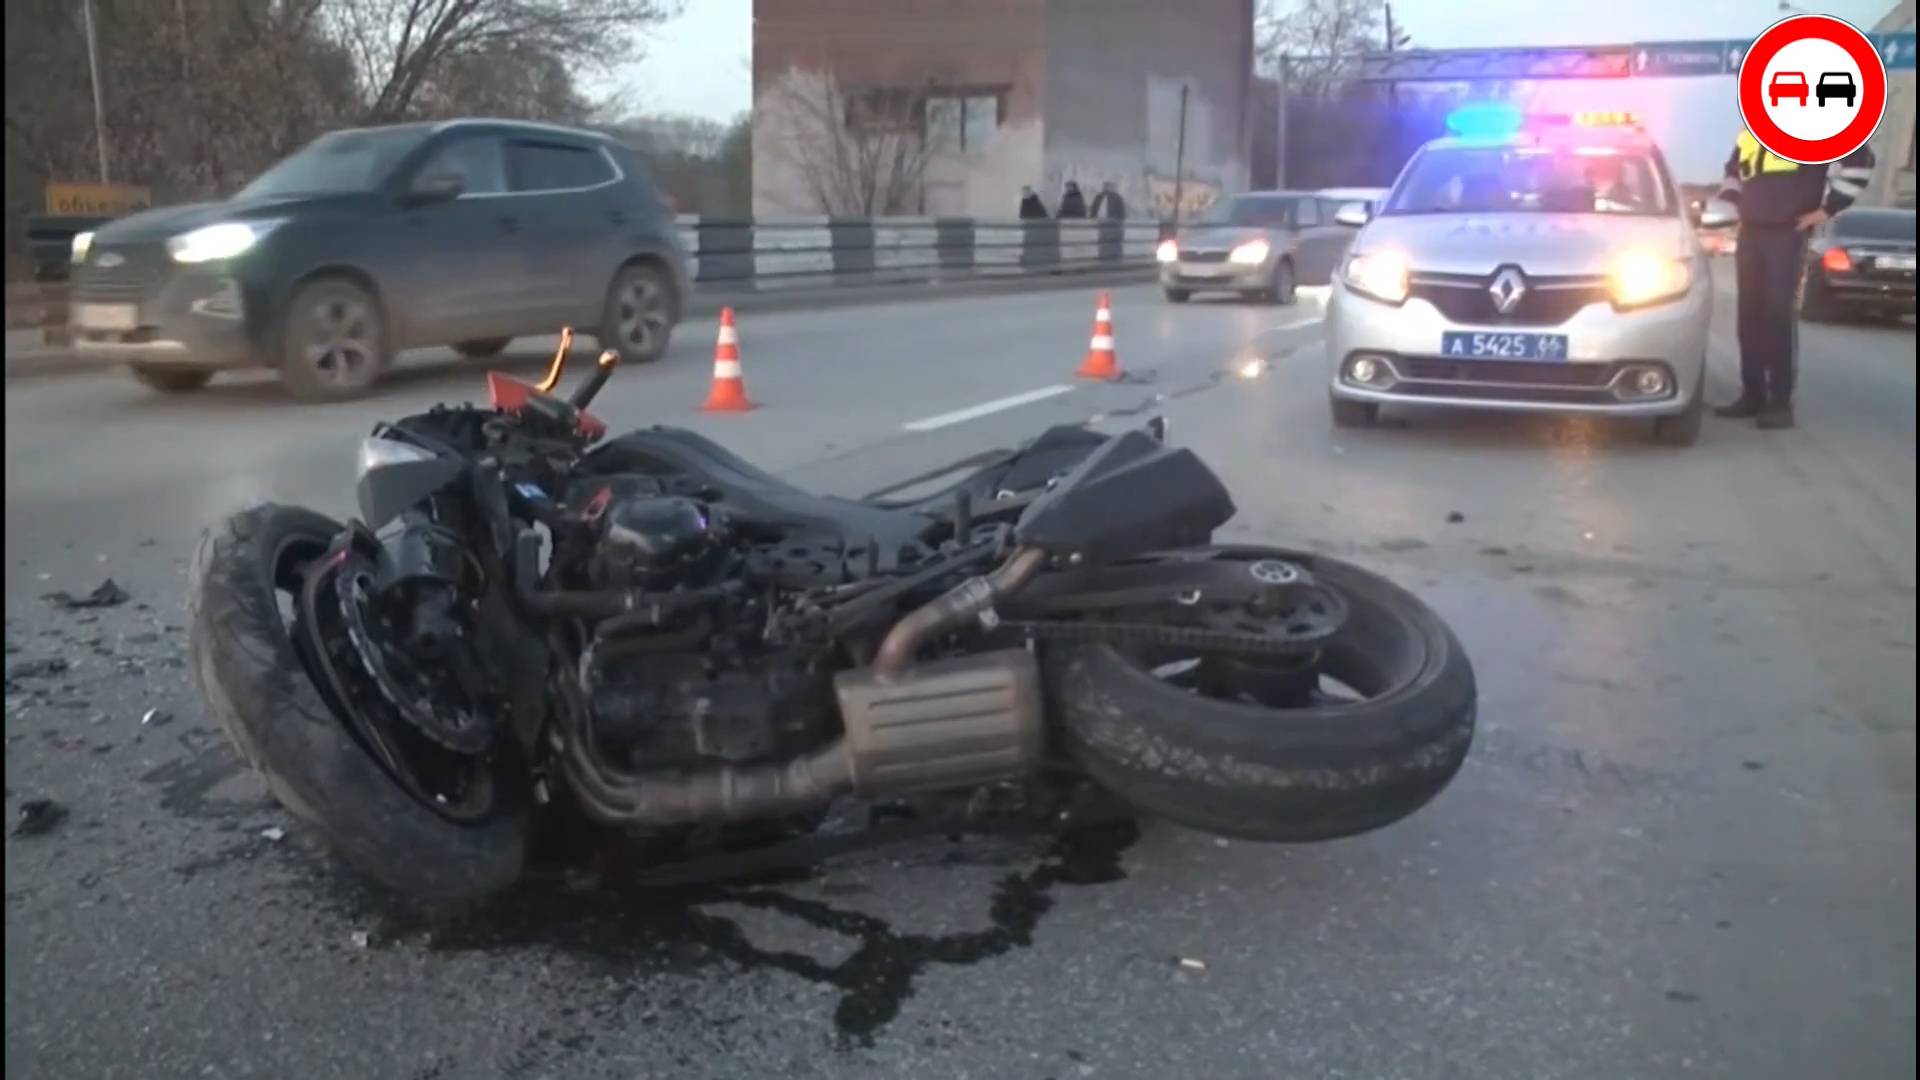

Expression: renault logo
xmin=1488 ymin=267 xmax=1527 ymax=314
xmin=96 ymin=252 xmax=125 ymax=268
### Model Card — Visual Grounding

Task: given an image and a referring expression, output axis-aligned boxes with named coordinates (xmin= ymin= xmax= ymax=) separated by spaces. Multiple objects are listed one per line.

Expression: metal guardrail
xmin=672 ymin=215 xmax=1162 ymax=286
xmin=13 ymin=216 xmax=1162 ymax=344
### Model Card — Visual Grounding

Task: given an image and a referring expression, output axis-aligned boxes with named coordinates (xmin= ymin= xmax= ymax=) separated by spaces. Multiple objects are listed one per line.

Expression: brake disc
xmin=326 ymin=553 xmax=493 ymax=755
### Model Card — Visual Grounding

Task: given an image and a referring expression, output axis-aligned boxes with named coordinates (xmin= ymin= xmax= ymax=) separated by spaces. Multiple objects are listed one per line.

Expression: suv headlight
xmin=168 ymin=221 xmax=280 ymax=263
xmin=1609 ymin=250 xmax=1692 ymax=309
xmin=1342 ymin=251 xmax=1410 ymax=304
xmin=1155 ymin=238 xmax=1179 ymax=264
xmin=1228 ymin=238 xmax=1271 ymax=265
xmin=71 ymin=231 xmax=94 ymax=265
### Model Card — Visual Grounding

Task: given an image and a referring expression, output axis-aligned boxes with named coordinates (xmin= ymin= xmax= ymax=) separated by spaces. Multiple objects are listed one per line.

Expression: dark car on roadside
xmin=68 ymin=119 xmax=689 ymax=400
xmin=1801 ymin=207 xmax=1917 ymax=323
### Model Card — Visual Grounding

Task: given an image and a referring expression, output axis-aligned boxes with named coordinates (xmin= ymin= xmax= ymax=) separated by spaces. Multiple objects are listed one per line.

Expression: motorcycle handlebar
xmin=569 ymin=349 xmax=619 ymax=411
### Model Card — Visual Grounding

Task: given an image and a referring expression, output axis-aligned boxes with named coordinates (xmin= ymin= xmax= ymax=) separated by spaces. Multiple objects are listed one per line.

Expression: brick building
xmin=751 ymin=0 xmax=1256 ymax=219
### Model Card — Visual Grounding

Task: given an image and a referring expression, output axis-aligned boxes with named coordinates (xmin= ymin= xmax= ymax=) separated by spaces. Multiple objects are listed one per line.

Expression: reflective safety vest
xmin=1735 ymin=130 xmax=1803 ymax=180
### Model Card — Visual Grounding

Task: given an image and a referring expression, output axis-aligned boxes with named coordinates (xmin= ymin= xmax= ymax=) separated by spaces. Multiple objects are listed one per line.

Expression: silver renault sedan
xmin=1326 ymin=114 xmax=1727 ymax=447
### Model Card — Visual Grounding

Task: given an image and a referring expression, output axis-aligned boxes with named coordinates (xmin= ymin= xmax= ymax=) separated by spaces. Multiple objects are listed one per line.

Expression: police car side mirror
xmin=1334 ymin=201 xmax=1371 ymax=227
xmin=1697 ymin=200 xmax=1738 ymax=230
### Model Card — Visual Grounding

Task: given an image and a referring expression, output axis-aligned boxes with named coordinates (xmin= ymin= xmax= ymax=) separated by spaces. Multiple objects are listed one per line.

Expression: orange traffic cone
xmin=1076 ymin=292 xmax=1121 ymax=380
xmin=701 ymin=307 xmax=755 ymax=412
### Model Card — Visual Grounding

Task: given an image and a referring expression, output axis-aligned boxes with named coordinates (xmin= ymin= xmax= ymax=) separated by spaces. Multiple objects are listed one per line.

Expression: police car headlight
xmin=1609 ymin=250 xmax=1692 ymax=309
xmin=71 ymin=231 xmax=94 ymax=265
xmin=1228 ymin=238 xmax=1271 ymax=265
xmin=1343 ymin=251 xmax=1410 ymax=304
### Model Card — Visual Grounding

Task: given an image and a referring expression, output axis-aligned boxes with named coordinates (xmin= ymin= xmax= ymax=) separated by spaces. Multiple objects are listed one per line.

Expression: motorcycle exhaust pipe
xmin=872 ymin=546 xmax=1047 ymax=678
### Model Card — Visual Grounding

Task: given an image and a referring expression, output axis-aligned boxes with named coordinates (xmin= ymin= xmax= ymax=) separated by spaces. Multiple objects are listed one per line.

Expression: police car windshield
xmin=1384 ymin=145 xmax=1672 ymax=217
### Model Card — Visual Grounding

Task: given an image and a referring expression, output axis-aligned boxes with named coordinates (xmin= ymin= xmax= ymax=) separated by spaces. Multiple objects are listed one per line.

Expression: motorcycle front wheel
xmin=187 ymin=503 xmax=529 ymax=900
xmin=1043 ymin=548 xmax=1475 ymax=842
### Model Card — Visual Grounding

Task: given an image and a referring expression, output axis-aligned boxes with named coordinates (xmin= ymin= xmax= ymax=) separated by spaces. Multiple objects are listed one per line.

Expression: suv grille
xmin=1410 ymin=271 xmax=1610 ymax=326
xmin=71 ymin=244 xmax=170 ymax=301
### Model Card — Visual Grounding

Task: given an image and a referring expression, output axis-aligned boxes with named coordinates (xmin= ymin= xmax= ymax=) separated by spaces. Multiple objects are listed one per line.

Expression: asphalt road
xmin=5 ymin=278 xmax=1915 ymax=1079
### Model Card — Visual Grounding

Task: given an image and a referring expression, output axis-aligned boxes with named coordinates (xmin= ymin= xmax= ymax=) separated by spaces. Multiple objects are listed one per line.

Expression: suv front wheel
xmin=598 ymin=263 xmax=676 ymax=365
xmin=277 ymin=277 xmax=389 ymax=402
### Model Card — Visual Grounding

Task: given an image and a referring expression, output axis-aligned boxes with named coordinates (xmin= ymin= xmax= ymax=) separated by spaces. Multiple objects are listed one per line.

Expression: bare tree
xmin=761 ymin=69 xmax=929 ymax=217
xmin=330 ymin=0 xmax=681 ymax=123
xmin=1257 ymin=0 xmax=1405 ymax=91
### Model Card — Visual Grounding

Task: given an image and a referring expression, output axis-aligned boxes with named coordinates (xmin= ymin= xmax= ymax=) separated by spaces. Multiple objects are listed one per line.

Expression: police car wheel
xmin=1164 ymin=288 xmax=1191 ymax=303
xmin=1330 ymin=397 xmax=1378 ymax=428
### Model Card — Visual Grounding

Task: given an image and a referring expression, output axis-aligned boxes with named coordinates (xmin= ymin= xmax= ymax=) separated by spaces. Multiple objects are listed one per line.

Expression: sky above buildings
xmin=599 ymin=0 xmax=1902 ymax=179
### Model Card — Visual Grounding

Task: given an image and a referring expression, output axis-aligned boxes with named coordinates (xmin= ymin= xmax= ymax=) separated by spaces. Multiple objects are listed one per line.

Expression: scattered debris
xmin=6 ymin=658 xmax=70 ymax=681
xmin=1664 ymin=990 xmax=1701 ymax=1004
xmin=349 ymin=930 xmax=372 ymax=949
xmin=1479 ymin=545 xmax=1511 ymax=557
xmin=260 ymin=827 xmax=286 ymax=842
xmin=125 ymin=632 xmax=160 ymax=645
xmin=140 ymin=708 xmax=174 ymax=727
xmin=1512 ymin=564 xmax=1537 ymax=574
xmin=44 ymin=579 xmax=130 ymax=610
xmin=1177 ymin=957 xmax=1207 ymax=971
xmin=1212 ymin=837 xmax=1229 ymax=848
xmin=13 ymin=798 xmax=68 ymax=837
xmin=1741 ymin=760 xmax=1766 ymax=771
xmin=1445 ymin=511 xmax=1466 ymax=524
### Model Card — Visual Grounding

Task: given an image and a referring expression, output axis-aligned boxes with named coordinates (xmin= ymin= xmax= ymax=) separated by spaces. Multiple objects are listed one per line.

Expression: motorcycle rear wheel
xmin=187 ymin=502 xmax=529 ymax=900
xmin=1044 ymin=548 xmax=1475 ymax=842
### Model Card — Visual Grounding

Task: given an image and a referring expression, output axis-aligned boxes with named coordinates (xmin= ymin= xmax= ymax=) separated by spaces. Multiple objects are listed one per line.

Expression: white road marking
xmin=901 ymin=385 xmax=1075 ymax=432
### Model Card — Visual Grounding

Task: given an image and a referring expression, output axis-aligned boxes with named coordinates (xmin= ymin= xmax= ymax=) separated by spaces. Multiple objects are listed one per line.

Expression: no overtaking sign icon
xmin=1738 ymin=14 xmax=1888 ymax=164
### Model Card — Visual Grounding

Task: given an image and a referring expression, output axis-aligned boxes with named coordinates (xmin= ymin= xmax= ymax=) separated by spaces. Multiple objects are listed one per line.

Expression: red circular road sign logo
xmin=1738 ymin=14 xmax=1887 ymax=164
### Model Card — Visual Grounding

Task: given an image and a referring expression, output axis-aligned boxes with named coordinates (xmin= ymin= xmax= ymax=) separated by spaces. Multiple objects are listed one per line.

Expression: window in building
xmin=846 ymin=88 xmax=922 ymax=134
xmin=923 ymin=90 xmax=1004 ymax=152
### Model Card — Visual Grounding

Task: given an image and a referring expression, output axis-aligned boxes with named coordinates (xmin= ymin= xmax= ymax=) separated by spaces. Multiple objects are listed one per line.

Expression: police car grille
xmin=1410 ymin=274 xmax=1609 ymax=326
xmin=1399 ymin=358 xmax=1615 ymax=387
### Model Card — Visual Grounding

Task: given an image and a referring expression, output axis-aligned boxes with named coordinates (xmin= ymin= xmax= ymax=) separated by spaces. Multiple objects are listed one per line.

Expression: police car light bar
xmin=1445 ymin=102 xmax=1525 ymax=138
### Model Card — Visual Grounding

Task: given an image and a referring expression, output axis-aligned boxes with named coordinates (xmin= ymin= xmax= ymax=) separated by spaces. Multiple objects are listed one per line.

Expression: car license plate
xmin=73 ymin=303 xmax=138 ymax=332
xmin=1440 ymin=331 xmax=1569 ymax=361
xmin=1875 ymin=254 xmax=1917 ymax=271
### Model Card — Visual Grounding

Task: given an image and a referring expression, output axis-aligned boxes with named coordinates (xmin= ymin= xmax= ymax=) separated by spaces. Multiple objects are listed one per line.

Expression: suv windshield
xmin=1385 ymin=145 xmax=1673 ymax=217
xmin=237 ymin=128 xmax=430 ymax=199
xmin=1198 ymin=196 xmax=1298 ymax=227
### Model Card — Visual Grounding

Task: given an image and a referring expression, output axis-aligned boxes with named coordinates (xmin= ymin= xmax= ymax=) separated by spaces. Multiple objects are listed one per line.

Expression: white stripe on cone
xmin=1095 ymin=308 xmax=1111 ymax=321
xmin=1088 ymin=335 xmax=1115 ymax=350
xmin=716 ymin=326 xmax=739 ymax=346
xmin=713 ymin=360 xmax=742 ymax=378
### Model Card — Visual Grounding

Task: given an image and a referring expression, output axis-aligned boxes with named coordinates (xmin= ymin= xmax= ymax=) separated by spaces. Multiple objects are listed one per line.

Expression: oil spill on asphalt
xmin=335 ymin=814 xmax=1140 ymax=1058
xmin=140 ymin=740 xmax=1142 ymax=1058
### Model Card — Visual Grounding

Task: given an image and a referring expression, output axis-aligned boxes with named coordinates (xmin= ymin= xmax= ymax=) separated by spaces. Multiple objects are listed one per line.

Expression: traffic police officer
xmin=1714 ymin=131 xmax=1875 ymax=429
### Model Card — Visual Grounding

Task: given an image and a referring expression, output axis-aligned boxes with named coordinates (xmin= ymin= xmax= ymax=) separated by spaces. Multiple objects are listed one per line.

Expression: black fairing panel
xmin=1013 ymin=430 xmax=1234 ymax=563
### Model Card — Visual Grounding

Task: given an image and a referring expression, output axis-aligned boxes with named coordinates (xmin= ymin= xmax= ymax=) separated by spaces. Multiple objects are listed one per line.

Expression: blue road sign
xmin=1868 ymin=32 xmax=1916 ymax=71
xmin=1633 ymin=41 xmax=1729 ymax=77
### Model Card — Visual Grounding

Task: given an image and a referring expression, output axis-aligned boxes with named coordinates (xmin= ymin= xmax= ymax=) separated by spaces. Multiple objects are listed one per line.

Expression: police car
xmin=1326 ymin=107 xmax=1731 ymax=447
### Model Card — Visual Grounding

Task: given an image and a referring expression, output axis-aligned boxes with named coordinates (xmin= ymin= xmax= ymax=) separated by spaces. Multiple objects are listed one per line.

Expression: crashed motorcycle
xmin=187 ymin=341 xmax=1475 ymax=900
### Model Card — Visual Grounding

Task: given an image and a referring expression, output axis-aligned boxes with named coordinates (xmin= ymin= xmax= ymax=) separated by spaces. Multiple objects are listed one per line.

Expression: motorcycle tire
xmin=188 ymin=502 xmax=529 ymax=900
xmin=1044 ymin=550 xmax=1474 ymax=843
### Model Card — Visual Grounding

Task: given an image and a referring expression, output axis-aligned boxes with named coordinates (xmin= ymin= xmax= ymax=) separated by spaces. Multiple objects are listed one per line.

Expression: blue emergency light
xmin=1445 ymin=103 xmax=1524 ymax=139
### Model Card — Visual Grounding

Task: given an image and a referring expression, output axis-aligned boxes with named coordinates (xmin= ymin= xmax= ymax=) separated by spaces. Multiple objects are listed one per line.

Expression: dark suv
xmin=69 ymin=119 xmax=688 ymax=400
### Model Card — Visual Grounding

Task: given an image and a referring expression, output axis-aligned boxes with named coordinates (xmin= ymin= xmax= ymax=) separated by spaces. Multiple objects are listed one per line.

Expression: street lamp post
xmin=82 ymin=0 xmax=111 ymax=183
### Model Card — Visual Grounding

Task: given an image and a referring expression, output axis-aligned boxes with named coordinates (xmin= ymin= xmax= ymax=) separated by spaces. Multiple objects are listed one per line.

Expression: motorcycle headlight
xmin=168 ymin=221 xmax=279 ymax=263
xmin=1609 ymin=249 xmax=1692 ymax=309
xmin=71 ymin=231 xmax=94 ymax=265
xmin=1155 ymin=238 xmax=1179 ymax=264
xmin=356 ymin=436 xmax=438 ymax=480
xmin=1343 ymin=251 xmax=1410 ymax=304
xmin=1228 ymin=238 xmax=1271 ymax=265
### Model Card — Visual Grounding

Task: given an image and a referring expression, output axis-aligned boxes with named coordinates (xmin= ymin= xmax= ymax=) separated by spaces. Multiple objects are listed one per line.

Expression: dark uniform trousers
xmin=1733 ymin=224 xmax=1808 ymax=404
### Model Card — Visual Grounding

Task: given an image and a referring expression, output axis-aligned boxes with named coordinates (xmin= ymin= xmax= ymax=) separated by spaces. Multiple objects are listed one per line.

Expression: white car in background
xmin=1319 ymin=186 xmax=1393 ymax=225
